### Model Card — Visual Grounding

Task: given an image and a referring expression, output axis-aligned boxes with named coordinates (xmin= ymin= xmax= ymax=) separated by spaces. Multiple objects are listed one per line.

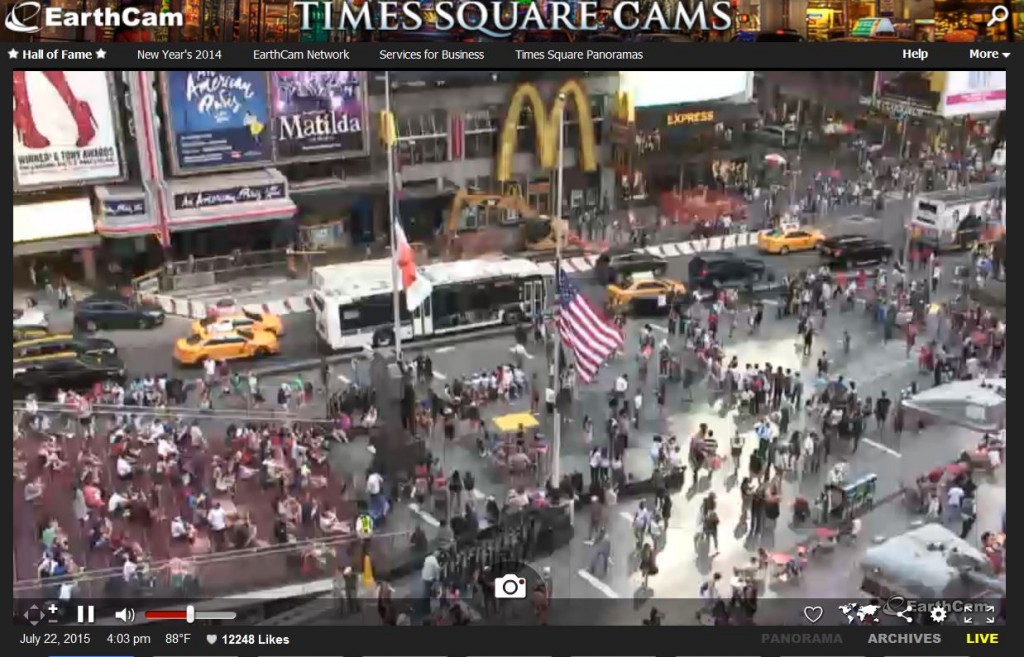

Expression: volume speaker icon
xmin=114 ymin=608 xmax=136 ymax=623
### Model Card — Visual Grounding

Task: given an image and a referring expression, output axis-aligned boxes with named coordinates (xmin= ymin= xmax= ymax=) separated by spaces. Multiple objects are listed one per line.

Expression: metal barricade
xmin=14 ymin=531 xmax=411 ymax=601
xmin=163 ymin=249 xmax=292 ymax=291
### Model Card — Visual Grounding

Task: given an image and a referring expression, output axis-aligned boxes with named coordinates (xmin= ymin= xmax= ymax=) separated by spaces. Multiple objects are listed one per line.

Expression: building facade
xmin=12 ymin=70 xmax=619 ymax=288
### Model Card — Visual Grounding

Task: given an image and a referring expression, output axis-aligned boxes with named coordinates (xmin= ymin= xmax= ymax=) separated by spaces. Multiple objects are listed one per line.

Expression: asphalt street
xmin=39 ymin=192 xmax=919 ymax=384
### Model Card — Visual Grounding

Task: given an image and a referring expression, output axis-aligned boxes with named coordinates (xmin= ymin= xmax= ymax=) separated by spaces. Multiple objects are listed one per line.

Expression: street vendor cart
xmin=819 ymin=472 xmax=877 ymax=525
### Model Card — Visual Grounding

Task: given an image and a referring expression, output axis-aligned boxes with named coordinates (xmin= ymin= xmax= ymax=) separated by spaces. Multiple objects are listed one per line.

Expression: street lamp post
xmin=551 ymin=93 xmax=567 ymax=486
xmin=384 ymin=71 xmax=403 ymax=363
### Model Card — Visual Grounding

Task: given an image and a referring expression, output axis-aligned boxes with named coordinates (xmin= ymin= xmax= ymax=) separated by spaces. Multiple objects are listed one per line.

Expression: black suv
xmin=594 ymin=248 xmax=668 ymax=284
xmin=14 ymin=352 xmax=125 ymax=398
xmin=819 ymin=235 xmax=893 ymax=269
xmin=74 ymin=293 xmax=165 ymax=332
xmin=688 ymin=254 xmax=768 ymax=292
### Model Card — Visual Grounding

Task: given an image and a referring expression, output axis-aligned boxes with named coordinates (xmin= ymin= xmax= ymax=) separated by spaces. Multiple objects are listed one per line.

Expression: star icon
xmin=8 ymin=48 xmax=19 ymax=60
xmin=95 ymin=48 xmax=106 ymax=59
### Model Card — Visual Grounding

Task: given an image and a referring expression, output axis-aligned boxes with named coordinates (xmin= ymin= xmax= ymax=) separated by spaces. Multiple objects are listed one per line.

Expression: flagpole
xmin=385 ymin=71 xmax=403 ymax=362
xmin=552 ymin=92 xmax=566 ymax=485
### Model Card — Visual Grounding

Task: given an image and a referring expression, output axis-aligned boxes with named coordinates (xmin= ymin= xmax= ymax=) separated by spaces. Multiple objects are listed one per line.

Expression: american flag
xmin=556 ymin=268 xmax=623 ymax=383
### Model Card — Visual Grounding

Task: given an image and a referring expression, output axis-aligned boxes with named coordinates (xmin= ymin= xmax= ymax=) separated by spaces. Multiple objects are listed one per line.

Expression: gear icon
xmin=930 ymin=606 xmax=948 ymax=623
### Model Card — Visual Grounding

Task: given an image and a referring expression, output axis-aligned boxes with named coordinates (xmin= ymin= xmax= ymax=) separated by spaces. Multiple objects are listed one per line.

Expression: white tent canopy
xmin=902 ymin=378 xmax=1006 ymax=433
xmin=861 ymin=524 xmax=1000 ymax=599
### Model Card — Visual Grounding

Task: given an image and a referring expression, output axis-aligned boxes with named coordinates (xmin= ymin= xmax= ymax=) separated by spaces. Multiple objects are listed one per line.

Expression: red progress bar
xmin=145 ymin=610 xmax=188 ymax=620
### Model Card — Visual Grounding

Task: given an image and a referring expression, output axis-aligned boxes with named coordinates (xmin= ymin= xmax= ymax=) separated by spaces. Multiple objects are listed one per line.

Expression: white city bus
xmin=909 ymin=182 xmax=1005 ymax=250
xmin=311 ymin=258 xmax=552 ymax=351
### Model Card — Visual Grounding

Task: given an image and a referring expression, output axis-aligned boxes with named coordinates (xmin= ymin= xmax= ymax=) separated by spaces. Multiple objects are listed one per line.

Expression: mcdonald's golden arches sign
xmin=496 ymin=80 xmax=598 ymax=182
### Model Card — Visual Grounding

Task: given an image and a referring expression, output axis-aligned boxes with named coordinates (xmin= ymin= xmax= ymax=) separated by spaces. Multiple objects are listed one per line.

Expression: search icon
xmin=988 ymin=4 xmax=1009 ymax=27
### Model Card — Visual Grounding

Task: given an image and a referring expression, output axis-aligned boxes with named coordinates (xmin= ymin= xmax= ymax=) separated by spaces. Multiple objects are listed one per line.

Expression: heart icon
xmin=803 ymin=606 xmax=824 ymax=623
xmin=206 ymin=635 xmax=218 ymax=645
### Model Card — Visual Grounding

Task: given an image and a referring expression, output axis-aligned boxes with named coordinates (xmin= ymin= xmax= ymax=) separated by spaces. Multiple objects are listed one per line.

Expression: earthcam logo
xmin=5 ymin=0 xmax=42 ymax=33
xmin=5 ymin=1 xmax=183 ymax=34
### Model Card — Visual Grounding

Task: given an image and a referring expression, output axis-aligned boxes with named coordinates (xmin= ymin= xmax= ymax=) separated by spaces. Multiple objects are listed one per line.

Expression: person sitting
xmin=115 ymin=454 xmax=136 ymax=481
xmin=23 ymin=476 xmax=44 ymax=502
xmin=170 ymin=516 xmax=197 ymax=544
xmin=212 ymin=465 xmax=236 ymax=494
xmin=506 ymin=487 xmax=530 ymax=510
xmin=319 ymin=505 xmax=346 ymax=534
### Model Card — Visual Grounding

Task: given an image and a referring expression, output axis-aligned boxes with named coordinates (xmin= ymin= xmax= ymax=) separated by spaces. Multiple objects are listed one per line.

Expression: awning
xmin=167 ymin=168 xmax=297 ymax=233
xmin=13 ymin=196 xmax=100 ymax=256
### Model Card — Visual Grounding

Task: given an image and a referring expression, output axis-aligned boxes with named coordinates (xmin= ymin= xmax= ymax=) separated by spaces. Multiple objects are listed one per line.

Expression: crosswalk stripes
xmin=555 ymin=232 xmax=760 ymax=276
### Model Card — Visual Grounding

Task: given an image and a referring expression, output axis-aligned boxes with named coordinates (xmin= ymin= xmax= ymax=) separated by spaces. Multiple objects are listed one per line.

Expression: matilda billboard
xmin=271 ymin=71 xmax=368 ymax=162
xmin=12 ymin=70 xmax=125 ymax=192
xmin=161 ymin=71 xmax=274 ymax=174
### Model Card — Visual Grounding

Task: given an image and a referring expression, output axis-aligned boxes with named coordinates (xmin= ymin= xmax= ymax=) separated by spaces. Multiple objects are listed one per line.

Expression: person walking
xmin=874 ymin=392 xmax=892 ymax=438
xmin=730 ymin=430 xmax=744 ymax=477
xmin=588 ymin=528 xmax=612 ymax=576
xmin=960 ymin=492 xmax=977 ymax=539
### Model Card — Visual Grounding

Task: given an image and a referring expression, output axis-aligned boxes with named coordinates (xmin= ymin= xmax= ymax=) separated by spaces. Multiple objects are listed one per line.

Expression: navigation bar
xmin=4 ymin=43 xmax=1012 ymax=70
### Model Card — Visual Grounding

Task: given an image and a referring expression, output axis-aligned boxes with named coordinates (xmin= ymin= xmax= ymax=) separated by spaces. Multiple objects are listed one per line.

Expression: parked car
xmin=14 ymin=334 xmax=117 ymax=360
xmin=73 ymin=293 xmax=165 ymax=332
xmin=14 ymin=351 xmax=125 ymax=398
xmin=13 ymin=326 xmax=49 ymax=344
xmin=594 ymin=248 xmax=668 ymax=284
xmin=13 ymin=307 xmax=48 ymax=329
xmin=819 ymin=235 xmax=894 ymax=269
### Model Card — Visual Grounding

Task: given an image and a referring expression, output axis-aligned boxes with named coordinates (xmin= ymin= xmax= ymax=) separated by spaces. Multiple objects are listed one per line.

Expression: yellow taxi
xmin=173 ymin=328 xmax=280 ymax=366
xmin=607 ymin=274 xmax=687 ymax=314
xmin=757 ymin=224 xmax=826 ymax=255
xmin=191 ymin=310 xmax=284 ymax=337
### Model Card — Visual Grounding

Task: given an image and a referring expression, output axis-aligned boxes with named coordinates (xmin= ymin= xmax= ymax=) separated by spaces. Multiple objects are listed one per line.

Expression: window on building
xmin=396 ymin=109 xmax=449 ymax=166
xmin=464 ymin=107 xmax=501 ymax=160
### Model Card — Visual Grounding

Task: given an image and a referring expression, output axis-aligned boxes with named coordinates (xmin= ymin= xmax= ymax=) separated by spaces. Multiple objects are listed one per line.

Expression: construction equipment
xmin=442 ymin=188 xmax=579 ymax=259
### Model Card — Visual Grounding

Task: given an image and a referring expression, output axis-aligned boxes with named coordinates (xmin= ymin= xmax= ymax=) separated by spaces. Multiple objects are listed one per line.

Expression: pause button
xmin=76 ymin=605 xmax=95 ymax=624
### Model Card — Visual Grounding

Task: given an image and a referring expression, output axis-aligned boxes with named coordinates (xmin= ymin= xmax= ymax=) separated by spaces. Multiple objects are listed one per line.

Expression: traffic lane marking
xmin=408 ymin=502 xmax=440 ymax=527
xmin=860 ymin=438 xmax=902 ymax=458
xmin=576 ymin=569 xmax=621 ymax=598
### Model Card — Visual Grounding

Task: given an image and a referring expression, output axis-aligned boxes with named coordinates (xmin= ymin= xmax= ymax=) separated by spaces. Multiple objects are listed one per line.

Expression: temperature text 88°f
xmin=107 ymin=633 xmax=151 ymax=645
xmin=165 ymin=632 xmax=191 ymax=644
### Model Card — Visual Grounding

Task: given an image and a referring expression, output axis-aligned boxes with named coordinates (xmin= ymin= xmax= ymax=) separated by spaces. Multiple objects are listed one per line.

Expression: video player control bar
xmin=145 ymin=606 xmax=237 ymax=623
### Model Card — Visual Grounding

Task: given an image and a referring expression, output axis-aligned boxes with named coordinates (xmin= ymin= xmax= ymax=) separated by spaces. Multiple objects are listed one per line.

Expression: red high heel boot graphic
xmin=43 ymin=71 xmax=97 ymax=147
xmin=12 ymin=71 xmax=49 ymax=149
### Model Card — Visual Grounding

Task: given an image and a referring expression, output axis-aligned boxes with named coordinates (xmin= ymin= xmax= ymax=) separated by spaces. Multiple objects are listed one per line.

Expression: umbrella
xmin=823 ymin=122 xmax=854 ymax=136
xmin=826 ymin=169 xmax=842 ymax=178
xmin=764 ymin=153 xmax=787 ymax=166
